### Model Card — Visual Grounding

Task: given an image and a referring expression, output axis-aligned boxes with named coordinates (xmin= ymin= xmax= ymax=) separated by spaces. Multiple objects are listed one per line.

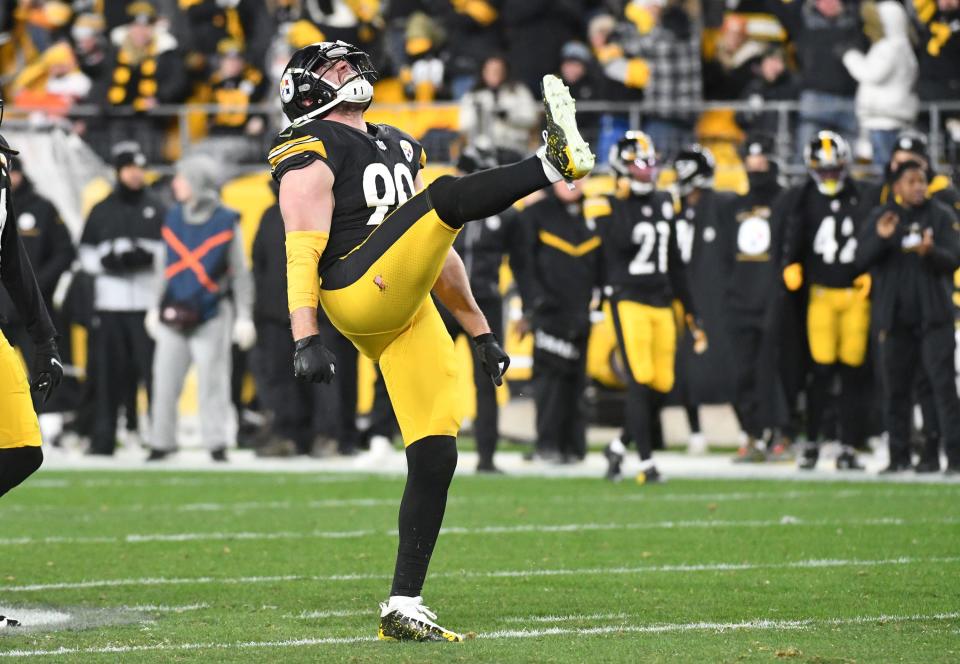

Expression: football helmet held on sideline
xmin=804 ymin=130 xmax=850 ymax=196
xmin=673 ymin=144 xmax=715 ymax=196
xmin=609 ymin=131 xmax=658 ymax=195
xmin=279 ymin=40 xmax=378 ymax=124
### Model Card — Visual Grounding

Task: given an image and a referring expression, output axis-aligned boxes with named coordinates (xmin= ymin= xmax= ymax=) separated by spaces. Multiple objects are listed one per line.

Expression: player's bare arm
xmin=280 ymin=158 xmax=334 ymax=342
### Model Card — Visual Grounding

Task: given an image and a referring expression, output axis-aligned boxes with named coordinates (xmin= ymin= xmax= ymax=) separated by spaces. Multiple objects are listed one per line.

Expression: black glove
xmin=473 ymin=333 xmax=510 ymax=386
xmin=118 ymin=246 xmax=154 ymax=270
xmin=293 ymin=334 xmax=337 ymax=384
xmin=31 ymin=338 xmax=63 ymax=405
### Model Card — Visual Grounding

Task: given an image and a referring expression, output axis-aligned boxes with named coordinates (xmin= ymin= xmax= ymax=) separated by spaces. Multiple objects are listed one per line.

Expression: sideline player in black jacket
xmin=0 ymin=129 xmax=64 ymax=628
xmin=720 ymin=134 xmax=788 ymax=461
xmin=856 ymin=161 xmax=960 ymax=476
xmin=515 ymin=179 xmax=601 ymax=464
xmin=440 ymin=144 xmax=524 ymax=472
xmin=780 ymin=131 xmax=874 ymax=471
xmin=590 ymin=131 xmax=705 ymax=483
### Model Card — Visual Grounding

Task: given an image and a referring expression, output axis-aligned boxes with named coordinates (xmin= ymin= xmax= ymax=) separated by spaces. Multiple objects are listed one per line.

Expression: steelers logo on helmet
xmin=804 ymin=130 xmax=850 ymax=196
xmin=279 ymin=40 xmax=379 ymax=124
xmin=673 ymin=144 xmax=715 ymax=197
xmin=279 ymin=71 xmax=296 ymax=104
xmin=609 ymin=130 xmax=658 ymax=195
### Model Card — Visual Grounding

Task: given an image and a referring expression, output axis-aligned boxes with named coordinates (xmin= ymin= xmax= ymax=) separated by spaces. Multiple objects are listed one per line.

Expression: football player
xmin=0 ymin=108 xmax=64 ymax=629
xmin=671 ymin=144 xmax=732 ymax=456
xmin=591 ymin=131 xmax=704 ymax=484
xmin=780 ymin=130 xmax=874 ymax=470
xmin=268 ymin=41 xmax=594 ymax=641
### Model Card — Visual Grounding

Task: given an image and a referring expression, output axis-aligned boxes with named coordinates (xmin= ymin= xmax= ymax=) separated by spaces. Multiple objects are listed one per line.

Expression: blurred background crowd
xmin=0 ymin=0 xmax=958 ymax=474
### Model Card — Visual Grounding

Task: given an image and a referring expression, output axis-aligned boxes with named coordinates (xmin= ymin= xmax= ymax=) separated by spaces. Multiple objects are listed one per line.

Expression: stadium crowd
xmin=0 ymin=0 xmax=958 ymax=478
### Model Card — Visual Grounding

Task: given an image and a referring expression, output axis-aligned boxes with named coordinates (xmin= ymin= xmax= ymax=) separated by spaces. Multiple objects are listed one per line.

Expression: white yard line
xmin=3 ymin=555 xmax=958 ymax=594
xmin=120 ymin=604 xmax=210 ymax=613
xmin=1 ymin=611 xmax=957 ymax=657
xmin=6 ymin=486 xmax=957 ymax=514
xmin=295 ymin=609 xmax=371 ymax=619
xmin=1 ymin=515 xmax=956 ymax=547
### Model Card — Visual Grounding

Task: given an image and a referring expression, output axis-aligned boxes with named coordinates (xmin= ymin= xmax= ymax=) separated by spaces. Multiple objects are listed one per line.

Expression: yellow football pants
xmin=319 ymin=191 xmax=463 ymax=445
xmin=612 ymin=300 xmax=677 ymax=394
xmin=0 ymin=330 xmax=41 ymax=449
xmin=807 ymin=285 xmax=870 ymax=367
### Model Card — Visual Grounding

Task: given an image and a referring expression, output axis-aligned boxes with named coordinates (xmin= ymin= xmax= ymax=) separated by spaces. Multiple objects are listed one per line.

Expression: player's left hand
xmin=31 ymin=338 xmax=63 ymax=405
xmin=686 ymin=316 xmax=709 ymax=355
xmin=473 ymin=333 xmax=510 ymax=386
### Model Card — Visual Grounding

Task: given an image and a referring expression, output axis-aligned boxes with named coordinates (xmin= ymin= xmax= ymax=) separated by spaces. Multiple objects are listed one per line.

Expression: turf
xmin=0 ymin=470 xmax=958 ymax=663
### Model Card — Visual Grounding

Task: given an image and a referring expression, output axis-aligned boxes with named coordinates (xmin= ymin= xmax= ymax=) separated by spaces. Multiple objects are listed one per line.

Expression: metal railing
xmin=4 ymin=98 xmax=959 ymax=172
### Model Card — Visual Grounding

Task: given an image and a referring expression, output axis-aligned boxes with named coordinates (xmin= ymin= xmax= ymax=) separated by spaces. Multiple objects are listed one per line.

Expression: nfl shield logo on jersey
xmin=400 ymin=140 xmax=414 ymax=162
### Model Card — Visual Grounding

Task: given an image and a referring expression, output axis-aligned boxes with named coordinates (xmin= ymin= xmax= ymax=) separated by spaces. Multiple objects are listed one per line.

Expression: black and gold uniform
xmin=589 ymin=179 xmax=697 ymax=474
xmin=0 ymin=136 xmax=62 ymax=501
xmin=272 ymin=40 xmax=594 ymax=641
xmin=780 ymin=133 xmax=874 ymax=466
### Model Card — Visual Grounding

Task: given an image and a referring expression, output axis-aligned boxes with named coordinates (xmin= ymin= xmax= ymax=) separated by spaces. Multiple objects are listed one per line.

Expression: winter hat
xmin=561 ymin=41 xmax=593 ymax=65
xmin=112 ymin=141 xmax=147 ymax=170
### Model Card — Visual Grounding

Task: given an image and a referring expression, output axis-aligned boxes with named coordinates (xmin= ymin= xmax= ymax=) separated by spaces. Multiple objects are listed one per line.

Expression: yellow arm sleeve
xmin=285 ymin=230 xmax=329 ymax=313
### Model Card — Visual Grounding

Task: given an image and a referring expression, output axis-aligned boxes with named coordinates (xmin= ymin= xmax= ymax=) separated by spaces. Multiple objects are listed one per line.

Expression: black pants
xmin=533 ymin=331 xmax=588 ymax=460
xmin=881 ymin=324 xmax=960 ymax=467
xmin=728 ymin=311 xmax=787 ymax=440
xmin=91 ymin=311 xmax=154 ymax=454
xmin=915 ymin=373 xmax=941 ymax=463
xmin=441 ymin=296 xmax=503 ymax=467
xmin=806 ymin=361 xmax=869 ymax=449
xmin=253 ymin=319 xmax=359 ymax=454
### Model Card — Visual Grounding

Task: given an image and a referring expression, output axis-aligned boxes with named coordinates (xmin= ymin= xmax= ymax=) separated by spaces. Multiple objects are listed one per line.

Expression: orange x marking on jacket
xmin=162 ymin=226 xmax=234 ymax=293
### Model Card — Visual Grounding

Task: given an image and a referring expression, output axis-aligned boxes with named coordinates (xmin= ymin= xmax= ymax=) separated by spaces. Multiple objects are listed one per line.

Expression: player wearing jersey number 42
xmin=269 ymin=40 xmax=594 ymax=642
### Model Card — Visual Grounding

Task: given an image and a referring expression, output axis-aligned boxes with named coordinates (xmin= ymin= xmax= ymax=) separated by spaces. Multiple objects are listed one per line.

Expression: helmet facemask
xmin=610 ymin=132 xmax=658 ymax=195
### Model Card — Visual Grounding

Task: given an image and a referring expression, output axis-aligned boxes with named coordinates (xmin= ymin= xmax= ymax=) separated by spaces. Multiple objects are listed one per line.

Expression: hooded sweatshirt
xmin=154 ymin=154 xmax=253 ymax=323
xmin=842 ymin=2 xmax=918 ymax=129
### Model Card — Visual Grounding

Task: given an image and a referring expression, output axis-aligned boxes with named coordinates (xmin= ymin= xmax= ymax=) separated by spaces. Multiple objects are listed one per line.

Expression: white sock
xmin=638 ymin=458 xmax=656 ymax=472
xmin=536 ymin=145 xmax=564 ymax=183
xmin=608 ymin=437 xmax=627 ymax=456
xmin=387 ymin=595 xmax=421 ymax=610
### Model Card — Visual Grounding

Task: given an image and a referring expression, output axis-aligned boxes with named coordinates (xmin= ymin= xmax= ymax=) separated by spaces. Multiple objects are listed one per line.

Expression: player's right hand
xmin=293 ymin=334 xmax=337 ymax=383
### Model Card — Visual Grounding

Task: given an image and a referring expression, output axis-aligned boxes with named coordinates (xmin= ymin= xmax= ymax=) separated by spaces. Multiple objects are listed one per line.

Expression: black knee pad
xmin=406 ymin=435 xmax=458 ymax=485
xmin=426 ymin=176 xmax=465 ymax=229
xmin=0 ymin=446 xmax=44 ymax=499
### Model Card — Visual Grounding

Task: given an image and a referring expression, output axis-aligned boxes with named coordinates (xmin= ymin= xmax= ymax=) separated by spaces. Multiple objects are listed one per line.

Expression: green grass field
xmin=1 ymin=470 xmax=958 ymax=662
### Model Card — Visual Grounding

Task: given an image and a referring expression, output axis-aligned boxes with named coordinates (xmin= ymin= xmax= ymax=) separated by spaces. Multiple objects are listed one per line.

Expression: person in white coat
xmin=842 ymin=1 xmax=918 ymax=166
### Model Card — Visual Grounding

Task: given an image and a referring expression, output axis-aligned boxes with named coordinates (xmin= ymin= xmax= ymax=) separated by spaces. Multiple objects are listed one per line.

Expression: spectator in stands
xmin=459 ymin=54 xmax=539 ymax=164
xmin=72 ymin=13 xmax=111 ymax=83
xmin=400 ymin=11 xmax=447 ymax=101
xmin=558 ymin=41 xmax=604 ymax=149
xmin=95 ymin=2 xmax=188 ymax=160
xmin=633 ymin=0 xmax=704 ymax=156
xmin=856 ymin=160 xmax=960 ymax=475
xmin=912 ymin=0 xmax=960 ymax=104
xmin=78 ymin=142 xmax=164 ymax=456
xmin=502 ymin=0 xmax=584 ymax=94
xmin=842 ymin=1 xmax=917 ymax=166
xmin=735 ymin=45 xmax=799 ymax=136
xmin=766 ymin=0 xmax=864 ymax=156
xmin=291 ymin=0 xmax=384 ymax=54
xmin=179 ymin=0 xmax=271 ymax=76
xmin=9 ymin=40 xmax=91 ymax=112
xmin=201 ymin=38 xmax=268 ymax=165
xmin=0 ymin=157 xmax=75 ymax=380
xmin=703 ymin=13 xmax=766 ymax=100
xmin=438 ymin=0 xmax=502 ymax=99
xmin=145 ymin=154 xmax=254 ymax=462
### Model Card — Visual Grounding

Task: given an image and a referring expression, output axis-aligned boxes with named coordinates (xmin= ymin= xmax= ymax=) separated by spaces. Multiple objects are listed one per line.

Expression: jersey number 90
xmin=363 ymin=163 xmax=415 ymax=226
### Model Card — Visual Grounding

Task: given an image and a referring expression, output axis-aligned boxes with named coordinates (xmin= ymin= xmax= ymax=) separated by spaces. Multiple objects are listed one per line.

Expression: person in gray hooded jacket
xmin=144 ymin=153 xmax=255 ymax=462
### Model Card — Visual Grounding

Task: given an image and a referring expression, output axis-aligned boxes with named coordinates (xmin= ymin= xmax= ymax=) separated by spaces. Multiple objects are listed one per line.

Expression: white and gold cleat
xmin=377 ymin=596 xmax=463 ymax=642
xmin=539 ymin=74 xmax=596 ymax=181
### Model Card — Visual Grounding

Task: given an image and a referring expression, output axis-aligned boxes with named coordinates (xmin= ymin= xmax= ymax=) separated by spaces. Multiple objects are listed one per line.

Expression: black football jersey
xmin=588 ymin=191 xmax=694 ymax=311
xmin=783 ymin=180 xmax=871 ymax=288
xmin=268 ymin=119 xmax=426 ymax=273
